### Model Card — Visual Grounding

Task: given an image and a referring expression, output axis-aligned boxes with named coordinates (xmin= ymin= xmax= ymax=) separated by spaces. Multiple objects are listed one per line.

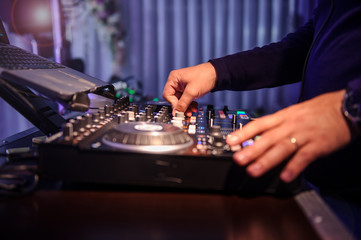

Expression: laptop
xmin=0 ymin=17 xmax=115 ymax=112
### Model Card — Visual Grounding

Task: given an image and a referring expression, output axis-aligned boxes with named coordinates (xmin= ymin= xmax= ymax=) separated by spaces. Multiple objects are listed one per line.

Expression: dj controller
xmin=38 ymin=97 xmax=301 ymax=195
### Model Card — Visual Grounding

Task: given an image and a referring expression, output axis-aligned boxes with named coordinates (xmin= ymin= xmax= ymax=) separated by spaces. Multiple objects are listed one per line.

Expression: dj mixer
xmin=38 ymin=97 xmax=301 ymax=195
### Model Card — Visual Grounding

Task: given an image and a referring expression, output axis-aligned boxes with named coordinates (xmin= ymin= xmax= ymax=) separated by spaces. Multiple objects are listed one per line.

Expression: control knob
xmin=209 ymin=125 xmax=224 ymax=148
xmin=62 ymin=122 xmax=73 ymax=141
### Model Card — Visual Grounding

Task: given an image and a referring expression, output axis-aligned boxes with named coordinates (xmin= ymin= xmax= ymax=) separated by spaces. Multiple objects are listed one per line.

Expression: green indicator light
xmin=129 ymin=97 xmax=133 ymax=102
xmin=128 ymin=89 xmax=135 ymax=95
xmin=153 ymin=98 xmax=159 ymax=101
xmin=116 ymin=93 xmax=121 ymax=98
xmin=237 ymin=111 xmax=246 ymax=115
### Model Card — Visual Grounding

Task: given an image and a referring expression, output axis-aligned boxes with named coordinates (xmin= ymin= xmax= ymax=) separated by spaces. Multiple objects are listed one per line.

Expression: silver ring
xmin=289 ymin=137 xmax=298 ymax=149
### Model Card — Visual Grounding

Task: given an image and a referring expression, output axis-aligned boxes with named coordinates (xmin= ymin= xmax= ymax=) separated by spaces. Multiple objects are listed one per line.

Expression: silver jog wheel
xmin=102 ymin=122 xmax=193 ymax=153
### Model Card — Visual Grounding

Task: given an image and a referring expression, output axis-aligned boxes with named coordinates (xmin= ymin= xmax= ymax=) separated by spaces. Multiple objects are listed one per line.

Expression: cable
xmin=0 ymin=164 xmax=39 ymax=196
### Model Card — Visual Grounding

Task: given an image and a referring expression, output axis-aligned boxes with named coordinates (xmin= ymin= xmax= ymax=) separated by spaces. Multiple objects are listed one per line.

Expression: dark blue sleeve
xmin=209 ymin=20 xmax=315 ymax=91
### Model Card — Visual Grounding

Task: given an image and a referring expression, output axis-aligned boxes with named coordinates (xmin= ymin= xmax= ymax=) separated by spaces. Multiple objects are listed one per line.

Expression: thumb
xmin=165 ymin=94 xmax=180 ymax=112
xmin=173 ymin=90 xmax=195 ymax=115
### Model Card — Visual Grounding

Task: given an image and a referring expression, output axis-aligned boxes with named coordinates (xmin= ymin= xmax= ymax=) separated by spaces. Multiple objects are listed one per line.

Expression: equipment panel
xmin=38 ymin=97 xmax=301 ymax=196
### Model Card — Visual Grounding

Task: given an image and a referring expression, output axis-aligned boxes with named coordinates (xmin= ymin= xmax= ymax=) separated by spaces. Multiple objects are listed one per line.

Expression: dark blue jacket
xmin=210 ymin=0 xmax=361 ymax=192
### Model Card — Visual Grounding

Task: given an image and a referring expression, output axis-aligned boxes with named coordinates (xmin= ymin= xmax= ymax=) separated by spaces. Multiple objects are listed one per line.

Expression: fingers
xmin=162 ymin=74 xmax=182 ymax=109
xmin=184 ymin=101 xmax=198 ymax=117
xmin=230 ymin=134 xmax=310 ymax=183
xmin=280 ymin=144 xmax=316 ymax=182
xmin=226 ymin=109 xmax=308 ymax=182
xmin=227 ymin=91 xmax=351 ymax=183
xmin=162 ymin=76 xmax=193 ymax=115
xmin=163 ymin=82 xmax=202 ymax=116
xmin=173 ymin=88 xmax=195 ymax=115
xmin=163 ymin=80 xmax=198 ymax=116
xmin=226 ymin=113 xmax=283 ymax=146
xmin=244 ymin=137 xmax=301 ymax=178
xmin=227 ymin=118 xmax=319 ymax=183
xmin=163 ymin=63 xmax=217 ymax=115
xmin=236 ymin=128 xmax=294 ymax=164
xmin=165 ymin=95 xmax=180 ymax=112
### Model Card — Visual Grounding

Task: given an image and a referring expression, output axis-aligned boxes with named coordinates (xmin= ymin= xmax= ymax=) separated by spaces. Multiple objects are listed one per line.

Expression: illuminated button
xmin=237 ymin=111 xmax=246 ymax=115
xmin=197 ymin=144 xmax=206 ymax=150
xmin=242 ymin=139 xmax=254 ymax=148
xmin=218 ymin=111 xmax=226 ymax=119
xmin=190 ymin=116 xmax=197 ymax=124
xmin=91 ymin=142 xmax=102 ymax=149
xmin=188 ymin=125 xmax=196 ymax=134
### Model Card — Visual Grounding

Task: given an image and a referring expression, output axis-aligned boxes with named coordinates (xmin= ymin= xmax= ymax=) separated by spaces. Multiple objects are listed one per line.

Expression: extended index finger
xmin=173 ymin=88 xmax=197 ymax=114
xmin=162 ymin=81 xmax=181 ymax=109
xmin=243 ymin=114 xmax=284 ymax=140
xmin=227 ymin=113 xmax=284 ymax=145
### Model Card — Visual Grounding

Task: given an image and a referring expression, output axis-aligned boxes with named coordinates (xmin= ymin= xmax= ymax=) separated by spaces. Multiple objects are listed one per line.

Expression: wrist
xmin=202 ymin=62 xmax=217 ymax=90
xmin=342 ymin=86 xmax=361 ymax=138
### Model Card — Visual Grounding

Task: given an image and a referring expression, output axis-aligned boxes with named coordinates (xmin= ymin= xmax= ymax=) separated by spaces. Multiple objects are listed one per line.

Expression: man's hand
xmin=163 ymin=62 xmax=217 ymax=116
xmin=226 ymin=90 xmax=355 ymax=182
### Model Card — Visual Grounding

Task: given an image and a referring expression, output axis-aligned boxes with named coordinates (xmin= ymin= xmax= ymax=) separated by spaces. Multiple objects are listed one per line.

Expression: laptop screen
xmin=0 ymin=18 xmax=10 ymax=44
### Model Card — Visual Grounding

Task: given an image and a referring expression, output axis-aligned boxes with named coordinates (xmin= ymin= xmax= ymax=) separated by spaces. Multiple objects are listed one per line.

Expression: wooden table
xmin=1 ymin=187 xmax=321 ymax=240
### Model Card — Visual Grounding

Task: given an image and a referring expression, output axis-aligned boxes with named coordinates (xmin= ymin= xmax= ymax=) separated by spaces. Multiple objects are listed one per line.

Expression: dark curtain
xmin=120 ymin=0 xmax=317 ymax=112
